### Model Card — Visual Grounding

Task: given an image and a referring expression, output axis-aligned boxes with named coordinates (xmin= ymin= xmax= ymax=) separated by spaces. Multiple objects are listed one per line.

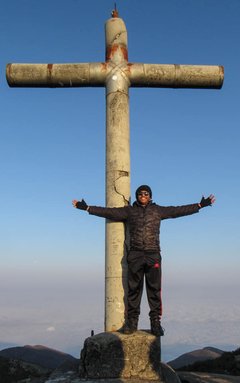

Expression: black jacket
xmin=87 ymin=201 xmax=200 ymax=253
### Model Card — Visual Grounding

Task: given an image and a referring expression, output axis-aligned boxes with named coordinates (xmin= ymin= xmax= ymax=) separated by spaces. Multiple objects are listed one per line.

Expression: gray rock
xmin=161 ymin=363 xmax=181 ymax=383
xmin=79 ymin=330 xmax=180 ymax=382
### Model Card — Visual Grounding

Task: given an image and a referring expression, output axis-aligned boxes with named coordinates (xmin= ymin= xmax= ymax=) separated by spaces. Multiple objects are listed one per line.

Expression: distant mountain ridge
xmin=167 ymin=346 xmax=224 ymax=369
xmin=177 ymin=347 xmax=240 ymax=376
xmin=0 ymin=344 xmax=78 ymax=369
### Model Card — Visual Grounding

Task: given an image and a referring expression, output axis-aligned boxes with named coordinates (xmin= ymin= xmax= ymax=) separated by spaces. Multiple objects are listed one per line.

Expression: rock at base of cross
xmin=78 ymin=330 xmax=180 ymax=383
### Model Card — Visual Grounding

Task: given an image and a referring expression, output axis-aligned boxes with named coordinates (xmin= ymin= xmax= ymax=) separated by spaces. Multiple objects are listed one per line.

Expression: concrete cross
xmin=6 ymin=9 xmax=224 ymax=332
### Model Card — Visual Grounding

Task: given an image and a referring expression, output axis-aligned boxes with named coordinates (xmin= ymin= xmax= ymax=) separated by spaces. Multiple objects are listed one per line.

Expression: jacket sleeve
xmin=87 ymin=205 xmax=129 ymax=221
xmin=159 ymin=203 xmax=200 ymax=220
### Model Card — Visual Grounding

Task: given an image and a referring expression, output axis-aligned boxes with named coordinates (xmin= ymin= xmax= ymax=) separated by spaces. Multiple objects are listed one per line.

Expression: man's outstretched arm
xmin=160 ymin=194 xmax=216 ymax=219
xmin=72 ymin=199 xmax=129 ymax=221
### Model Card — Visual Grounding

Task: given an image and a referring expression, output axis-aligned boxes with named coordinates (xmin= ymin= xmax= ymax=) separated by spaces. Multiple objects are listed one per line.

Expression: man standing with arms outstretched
xmin=72 ymin=185 xmax=215 ymax=336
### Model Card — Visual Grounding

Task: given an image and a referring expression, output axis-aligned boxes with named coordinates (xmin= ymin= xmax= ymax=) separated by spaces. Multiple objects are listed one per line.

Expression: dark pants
xmin=127 ymin=250 xmax=162 ymax=321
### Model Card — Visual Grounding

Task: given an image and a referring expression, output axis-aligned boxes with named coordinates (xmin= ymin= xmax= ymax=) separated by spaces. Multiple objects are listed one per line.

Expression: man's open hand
xmin=199 ymin=194 xmax=215 ymax=208
xmin=72 ymin=199 xmax=88 ymax=210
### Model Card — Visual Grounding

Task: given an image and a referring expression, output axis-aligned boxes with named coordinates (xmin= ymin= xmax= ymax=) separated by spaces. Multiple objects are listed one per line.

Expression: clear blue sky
xmin=0 ymin=0 xmax=239 ymax=361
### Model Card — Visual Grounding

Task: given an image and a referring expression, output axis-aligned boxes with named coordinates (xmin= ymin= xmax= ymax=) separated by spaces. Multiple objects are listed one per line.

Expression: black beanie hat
xmin=135 ymin=185 xmax=152 ymax=199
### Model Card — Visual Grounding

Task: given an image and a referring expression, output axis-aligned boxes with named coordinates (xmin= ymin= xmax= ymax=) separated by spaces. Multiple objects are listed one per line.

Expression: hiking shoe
xmin=122 ymin=319 xmax=138 ymax=334
xmin=150 ymin=319 xmax=164 ymax=337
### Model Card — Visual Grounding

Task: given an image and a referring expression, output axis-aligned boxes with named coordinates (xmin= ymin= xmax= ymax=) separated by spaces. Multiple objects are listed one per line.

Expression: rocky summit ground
xmin=21 ymin=369 xmax=240 ymax=383
xmin=1 ymin=362 xmax=240 ymax=382
xmin=177 ymin=371 xmax=240 ymax=383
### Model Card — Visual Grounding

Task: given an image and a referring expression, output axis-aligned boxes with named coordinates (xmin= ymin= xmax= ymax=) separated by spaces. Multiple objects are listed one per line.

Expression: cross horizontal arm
xmin=6 ymin=63 xmax=106 ymax=87
xmin=6 ymin=62 xmax=224 ymax=89
xmin=129 ymin=63 xmax=224 ymax=89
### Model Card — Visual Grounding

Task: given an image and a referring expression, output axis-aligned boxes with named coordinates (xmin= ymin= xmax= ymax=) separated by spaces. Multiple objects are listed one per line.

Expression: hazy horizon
xmin=1 ymin=267 xmax=239 ymax=361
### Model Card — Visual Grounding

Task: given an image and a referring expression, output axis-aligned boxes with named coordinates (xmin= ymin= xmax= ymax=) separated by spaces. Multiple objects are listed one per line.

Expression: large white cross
xmin=6 ymin=9 xmax=224 ymax=332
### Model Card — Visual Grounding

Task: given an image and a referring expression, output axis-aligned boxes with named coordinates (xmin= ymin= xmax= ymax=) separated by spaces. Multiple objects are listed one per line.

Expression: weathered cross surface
xmin=6 ymin=10 xmax=224 ymax=332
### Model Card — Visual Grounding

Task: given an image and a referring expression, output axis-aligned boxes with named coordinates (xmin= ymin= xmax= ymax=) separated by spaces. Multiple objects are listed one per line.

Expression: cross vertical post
xmin=104 ymin=13 xmax=130 ymax=331
xmin=6 ymin=10 xmax=224 ymax=332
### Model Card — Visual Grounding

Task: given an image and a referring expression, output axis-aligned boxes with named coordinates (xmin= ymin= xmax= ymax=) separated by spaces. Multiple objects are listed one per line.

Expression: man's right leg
xmin=123 ymin=252 xmax=144 ymax=334
xmin=145 ymin=257 xmax=164 ymax=336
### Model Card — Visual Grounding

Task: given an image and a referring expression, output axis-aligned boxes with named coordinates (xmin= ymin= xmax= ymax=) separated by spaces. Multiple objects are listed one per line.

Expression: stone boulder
xmin=79 ymin=331 xmax=162 ymax=380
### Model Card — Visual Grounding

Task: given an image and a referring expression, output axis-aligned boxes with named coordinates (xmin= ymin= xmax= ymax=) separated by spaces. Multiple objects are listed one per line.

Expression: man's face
xmin=137 ymin=190 xmax=151 ymax=206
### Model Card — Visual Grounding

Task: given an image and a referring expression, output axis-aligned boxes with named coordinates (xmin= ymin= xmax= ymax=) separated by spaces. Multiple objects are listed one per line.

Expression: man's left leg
xmin=145 ymin=256 xmax=164 ymax=336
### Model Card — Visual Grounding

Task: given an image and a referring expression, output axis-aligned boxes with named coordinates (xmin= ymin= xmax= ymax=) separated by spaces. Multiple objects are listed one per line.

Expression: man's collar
xmin=133 ymin=200 xmax=153 ymax=207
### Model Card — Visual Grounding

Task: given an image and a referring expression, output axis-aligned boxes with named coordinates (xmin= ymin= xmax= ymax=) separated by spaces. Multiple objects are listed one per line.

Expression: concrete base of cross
xmin=79 ymin=331 xmax=180 ymax=383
